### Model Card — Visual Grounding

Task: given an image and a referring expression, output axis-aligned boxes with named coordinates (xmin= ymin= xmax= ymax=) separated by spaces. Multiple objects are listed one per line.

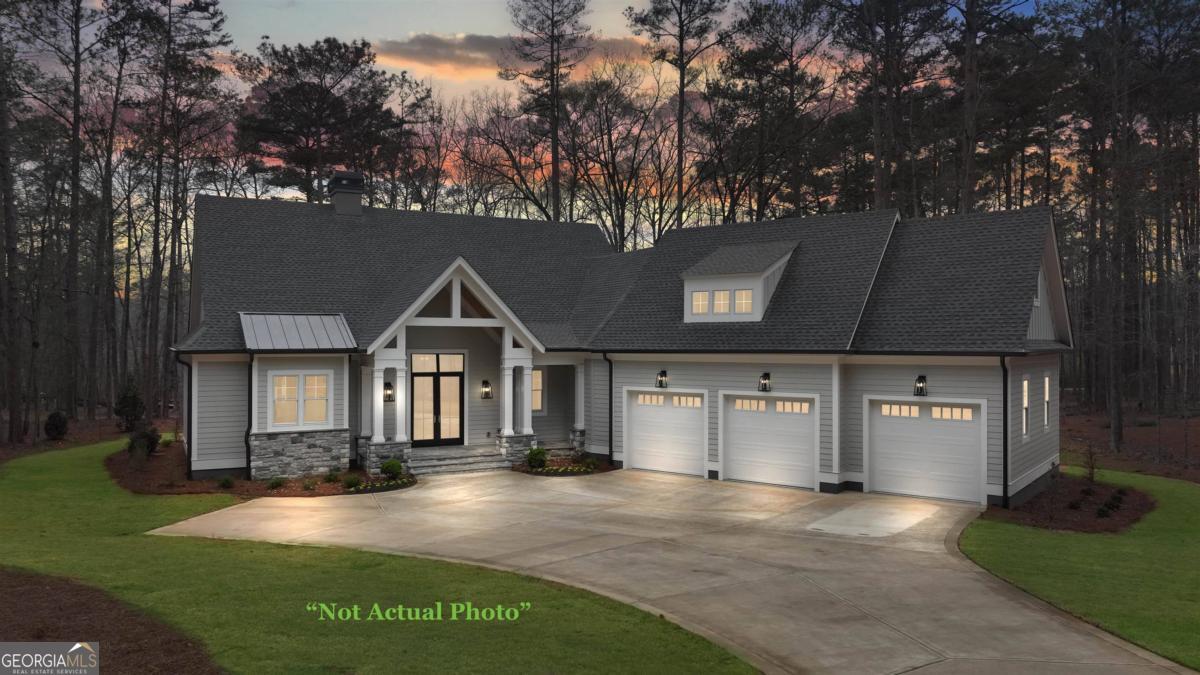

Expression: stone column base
xmin=569 ymin=427 xmax=586 ymax=451
xmin=364 ymin=441 xmax=412 ymax=475
xmin=498 ymin=433 xmax=537 ymax=459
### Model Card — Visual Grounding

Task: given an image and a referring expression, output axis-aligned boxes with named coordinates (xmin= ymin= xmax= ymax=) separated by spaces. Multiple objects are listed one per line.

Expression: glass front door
xmin=410 ymin=353 xmax=464 ymax=447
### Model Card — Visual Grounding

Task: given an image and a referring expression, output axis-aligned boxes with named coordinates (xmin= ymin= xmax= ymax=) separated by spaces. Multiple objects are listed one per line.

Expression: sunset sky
xmin=221 ymin=0 xmax=652 ymax=98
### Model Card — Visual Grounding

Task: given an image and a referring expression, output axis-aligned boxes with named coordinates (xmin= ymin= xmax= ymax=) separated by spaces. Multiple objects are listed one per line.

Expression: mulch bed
xmin=1063 ymin=414 xmax=1200 ymax=485
xmin=981 ymin=473 xmax=1156 ymax=533
xmin=513 ymin=456 xmax=617 ymax=476
xmin=0 ymin=567 xmax=222 ymax=674
xmin=106 ymin=443 xmax=381 ymax=498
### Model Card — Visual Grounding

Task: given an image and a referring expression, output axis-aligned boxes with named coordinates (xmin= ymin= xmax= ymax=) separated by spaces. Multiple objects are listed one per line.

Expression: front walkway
xmin=154 ymin=470 xmax=1180 ymax=674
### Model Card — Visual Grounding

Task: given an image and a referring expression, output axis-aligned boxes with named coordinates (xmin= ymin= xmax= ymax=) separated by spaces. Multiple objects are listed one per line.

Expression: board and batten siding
xmin=1027 ymin=268 xmax=1057 ymax=340
xmin=841 ymin=363 xmax=1004 ymax=485
xmin=255 ymin=355 xmax=347 ymax=431
xmin=194 ymin=358 xmax=249 ymax=470
xmin=1008 ymin=353 xmax=1061 ymax=492
xmin=584 ymin=358 xmax=610 ymax=454
xmin=405 ymin=326 xmax=502 ymax=443
xmin=531 ymin=365 xmax=574 ymax=443
xmin=611 ymin=360 xmax=833 ymax=470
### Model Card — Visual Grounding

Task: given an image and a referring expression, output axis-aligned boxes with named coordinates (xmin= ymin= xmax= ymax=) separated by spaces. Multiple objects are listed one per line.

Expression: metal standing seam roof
xmin=239 ymin=313 xmax=358 ymax=351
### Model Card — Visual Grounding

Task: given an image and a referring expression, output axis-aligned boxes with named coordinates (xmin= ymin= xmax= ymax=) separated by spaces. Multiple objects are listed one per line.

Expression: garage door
xmin=627 ymin=392 xmax=705 ymax=475
xmin=868 ymin=400 xmax=982 ymax=502
xmin=723 ymin=396 xmax=816 ymax=488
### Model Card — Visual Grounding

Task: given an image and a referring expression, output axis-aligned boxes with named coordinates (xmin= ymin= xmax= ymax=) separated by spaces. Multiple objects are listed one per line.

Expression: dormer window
xmin=713 ymin=290 xmax=730 ymax=314
xmin=681 ymin=239 xmax=796 ymax=324
xmin=691 ymin=291 xmax=709 ymax=314
xmin=735 ymin=290 xmax=753 ymax=314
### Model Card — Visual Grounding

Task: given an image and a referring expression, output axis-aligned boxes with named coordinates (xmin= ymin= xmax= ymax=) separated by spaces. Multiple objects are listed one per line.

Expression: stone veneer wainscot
xmin=249 ymin=429 xmax=350 ymax=479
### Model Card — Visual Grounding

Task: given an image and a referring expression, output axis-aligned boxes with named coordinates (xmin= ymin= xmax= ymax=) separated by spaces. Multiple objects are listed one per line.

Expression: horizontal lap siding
xmin=256 ymin=355 xmax=346 ymax=431
xmin=841 ymin=363 xmax=1004 ymax=485
xmin=195 ymin=360 xmax=249 ymax=469
xmin=1009 ymin=353 xmax=1061 ymax=487
xmin=585 ymin=358 xmax=609 ymax=453
xmin=612 ymin=361 xmax=833 ymax=470
xmin=532 ymin=365 xmax=574 ymax=443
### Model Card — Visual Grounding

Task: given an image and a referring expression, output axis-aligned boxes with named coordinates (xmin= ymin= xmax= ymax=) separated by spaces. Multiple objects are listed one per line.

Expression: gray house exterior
xmin=176 ymin=177 xmax=1072 ymax=507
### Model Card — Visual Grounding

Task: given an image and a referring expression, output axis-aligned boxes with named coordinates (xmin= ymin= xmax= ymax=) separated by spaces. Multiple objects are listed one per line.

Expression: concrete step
xmin=408 ymin=446 xmax=504 ymax=461
xmin=409 ymin=460 xmax=512 ymax=476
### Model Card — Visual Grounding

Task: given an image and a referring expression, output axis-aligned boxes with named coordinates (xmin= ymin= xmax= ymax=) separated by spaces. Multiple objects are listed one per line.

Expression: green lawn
xmin=0 ymin=440 xmax=753 ymax=674
xmin=960 ymin=468 xmax=1200 ymax=670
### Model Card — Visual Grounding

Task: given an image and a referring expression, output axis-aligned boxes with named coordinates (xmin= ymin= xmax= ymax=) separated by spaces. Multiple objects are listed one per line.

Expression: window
xmin=776 ymin=400 xmax=809 ymax=414
xmin=412 ymin=353 xmax=463 ymax=373
xmin=532 ymin=368 xmax=544 ymax=412
xmin=713 ymin=290 xmax=730 ymax=314
xmin=691 ymin=291 xmax=709 ymax=315
xmin=734 ymin=289 xmax=753 ymax=314
xmin=673 ymin=395 xmax=702 ymax=408
xmin=881 ymin=403 xmax=919 ymax=418
xmin=1043 ymin=375 xmax=1050 ymax=429
xmin=1022 ymin=378 xmax=1030 ymax=435
xmin=271 ymin=372 xmax=331 ymax=429
xmin=637 ymin=393 xmax=664 ymax=406
xmin=733 ymin=398 xmax=766 ymax=412
xmin=932 ymin=406 xmax=972 ymax=421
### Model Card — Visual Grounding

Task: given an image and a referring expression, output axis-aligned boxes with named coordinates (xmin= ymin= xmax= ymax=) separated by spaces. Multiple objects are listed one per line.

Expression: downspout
xmin=175 ymin=353 xmax=193 ymax=481
xmin=245 ymin=352 xmax=255 ymax=480
xmin=603 ymin=352 xmax=614 ymax=463
xmin=1001 ymin=356 xmax=1010 ymax=508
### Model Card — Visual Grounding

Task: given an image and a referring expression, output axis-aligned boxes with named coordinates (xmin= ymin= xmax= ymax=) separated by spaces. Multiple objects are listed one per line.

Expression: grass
xmin=0 ymin=440 xmax=753 ymax=674
xmin=960 ymin=467 xmax=1200 ymax=670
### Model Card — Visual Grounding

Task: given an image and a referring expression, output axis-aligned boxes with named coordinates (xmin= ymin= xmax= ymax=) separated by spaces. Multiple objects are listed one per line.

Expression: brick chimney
xmin=328 ymin=170 xmax=364 ymax=216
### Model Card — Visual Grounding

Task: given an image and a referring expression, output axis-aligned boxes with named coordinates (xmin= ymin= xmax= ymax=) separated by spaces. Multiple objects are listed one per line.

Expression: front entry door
xmin=411 ymin=353 xmax=464 ymax=447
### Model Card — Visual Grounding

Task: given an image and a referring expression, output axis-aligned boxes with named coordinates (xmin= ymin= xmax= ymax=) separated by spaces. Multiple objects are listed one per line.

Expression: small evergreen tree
xmin=44 ymin=411 xmax=68 ymax=440
xmin=114 ymin=377 xmax=145 ymax=431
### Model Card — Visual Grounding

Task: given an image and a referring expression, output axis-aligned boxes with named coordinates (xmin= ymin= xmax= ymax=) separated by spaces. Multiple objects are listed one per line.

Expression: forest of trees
xmin=1 ymin=0 xmax=1197 ymax=451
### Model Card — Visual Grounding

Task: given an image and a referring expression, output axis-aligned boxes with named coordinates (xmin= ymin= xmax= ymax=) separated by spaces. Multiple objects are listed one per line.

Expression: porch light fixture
xmin=655 ymin=370 xmax=669 ymax=388
xmin=383 ymin=381 xmax=395 ymax=402
xmin=913 ymin=375 xmax=928 ymax=397
xmin=480 ymin=380 xmax=494 ymax=399
xmin=758 ymin=372 xmax=772 ymax=392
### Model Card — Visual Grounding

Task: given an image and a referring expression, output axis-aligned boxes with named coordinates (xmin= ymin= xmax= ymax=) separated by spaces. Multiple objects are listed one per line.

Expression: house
xmin=175 ymin=173 xmax=1072 ymax=507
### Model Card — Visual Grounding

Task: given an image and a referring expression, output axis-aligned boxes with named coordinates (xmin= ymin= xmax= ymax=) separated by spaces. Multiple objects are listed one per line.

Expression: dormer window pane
xmin=735 ymin=289 xmax=753 ymax=314
xmin=713 ymin=290 xmax=730 ymax=313
xmin=691 ymin=291 xmax=709 ymax=314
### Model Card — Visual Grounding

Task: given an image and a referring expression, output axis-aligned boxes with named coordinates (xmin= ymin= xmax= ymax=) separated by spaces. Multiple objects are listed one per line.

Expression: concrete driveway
xmin=154 ymin=470 xmax=1180 ymax=674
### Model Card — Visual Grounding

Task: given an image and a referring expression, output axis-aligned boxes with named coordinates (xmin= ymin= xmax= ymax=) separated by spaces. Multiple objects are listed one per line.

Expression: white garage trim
xmin=862 ymin=394 xmax=988 ymax=506
xmin=717 ymin=390 xmax=820 ymax=489
xmin=621 ymin=386 xmax=709 ymax=475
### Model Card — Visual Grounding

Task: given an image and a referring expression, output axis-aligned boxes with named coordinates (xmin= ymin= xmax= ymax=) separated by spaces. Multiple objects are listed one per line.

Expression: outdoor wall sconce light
xmin=480 ymin=380 xmax=494 ymax=399
xmin=758 ymin=372 xmax=772 ymax=392
xmin=383 ymin=381 xmax=395 ymax=402
xmin=913 ymin=375 xmax=928 ymax=396
xmin=655 ymin=370 xmax=669 ymax=388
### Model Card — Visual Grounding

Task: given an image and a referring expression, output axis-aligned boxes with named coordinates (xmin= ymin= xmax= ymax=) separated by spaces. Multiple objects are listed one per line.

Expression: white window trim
xmin=267 ymin=368 xmax=335 ymax=432
xmin=532 ymin=366 xmax=546 ymax=416
xmin=1021 ymin=377 xmax=1030 ymax=438
xmin=734 ymin=289 xmax=754 ymax=314
xmin=1043 ymin=372 xmax=1051 ymax=430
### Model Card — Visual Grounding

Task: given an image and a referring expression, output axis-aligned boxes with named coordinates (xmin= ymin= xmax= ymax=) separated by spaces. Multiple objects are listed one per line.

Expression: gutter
xmin=175 ymin=354 xmax=193 ymax=481
xmin=603 ymin=352 xmax=614 ymax=463
xmin=1001 ymin=356 xmax=1010 ymax=508
xmin=245 ymin=352 xmax=255 ymax=480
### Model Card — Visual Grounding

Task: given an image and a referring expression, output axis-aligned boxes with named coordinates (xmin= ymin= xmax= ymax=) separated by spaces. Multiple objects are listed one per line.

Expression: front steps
xmin=407 ymin=445 xmax=512 ymax=476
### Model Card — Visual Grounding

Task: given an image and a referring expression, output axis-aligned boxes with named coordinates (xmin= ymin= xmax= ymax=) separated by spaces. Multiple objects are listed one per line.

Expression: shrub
xmin=526 ymin=447 xmax=548 ymax=469
xmin=380 ymin=459 xmax=405 ymax=479
xmin=1104 ymin=497 xmax=1122 ymax=511
xmin=1116 ymin=488 xmax=1128 ymax=497
xmin=43 ymin=411 xmax=68 ymax=441
xmin=324 ymin=471 xmax=340 ymax=484
xmin=342 ymin=474 xmax=362 ymax=490
xmin=126 ymin=426 xmax=161 ymax=458
xmin=302 ymin=479 xmax=316 ymax=491
xmin=267 ymin=477 xmax=286 ymax=490
xmin=1067 ymin=500 xmax=1081 ymax=510
xmin=580 ymin=455 xmax=599 ymax=471
xmin=1096 ymin=506 xmax=1111 ymax=518
xmin=217 ymin=476 xmax=234 ymax=489
xmin=1080 ymin=486 xmax=1095 ymax=497
xmin=114 ymin=377 xmax=145 ymax=432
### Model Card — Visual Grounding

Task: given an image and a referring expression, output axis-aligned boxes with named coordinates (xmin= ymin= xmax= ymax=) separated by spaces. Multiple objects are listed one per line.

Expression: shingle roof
xmin=849 ymin=208 xmax=1053 ymax=353
xmin=680 ymin=239 xmax=798 ymax=277
xmin=239 ymin=313 xmax=357 ymax=351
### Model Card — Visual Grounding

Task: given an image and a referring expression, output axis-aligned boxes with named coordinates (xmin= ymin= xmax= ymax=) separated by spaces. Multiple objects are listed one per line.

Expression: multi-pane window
xmin=636 ymin=393 xmax=664 ymax=406
xmin=713 ymin=290 xmax=730 ymax=314
xmin=672 ymin=395 xmax=702 ymax=408
xmin=733 ymin=398 xmax=766 ymax=412
xmin=931 ymin=406 xmax=972 ymax=421
xmin=776 ymin=400 xmax=809 ymax=414
xmin=272 ymin=373 xmax=330 ymax=428
xmin=1043 ymin=375 xmax=1050 ymax=429
xmin=734 ymin=289 xmax=753 ymax=314
xmin=881 ymin=403 xmax=919 ymax=418
xmin=1022 ymin=379 xmax=1030 ymax=435
xmin=532 ymin=368 xmax=544 ymax=412
xmin=691 ymin=291 xmax=709 ymax=315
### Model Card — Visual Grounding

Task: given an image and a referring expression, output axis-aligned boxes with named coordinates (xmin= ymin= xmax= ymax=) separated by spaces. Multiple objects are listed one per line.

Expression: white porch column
xmin=393 ymin=364 xmax=408 ymax=442
xmin=573 ymin=363 xmax=585 ymax=430
xmin=500 ymin=363 xmax=515 ymax=437
xmin=371 ymin=368 xmax=385 ymax=443
xmin=521 ymin=364 xmax=534 ymax=435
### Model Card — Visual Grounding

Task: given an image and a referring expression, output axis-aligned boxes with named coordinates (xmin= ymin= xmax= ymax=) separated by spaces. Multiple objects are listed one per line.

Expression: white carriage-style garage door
xmin=723 ymin=395 xmax=816 ymax=489
xmin=868 ymin=400 xmax=983 ymax=503
xmin=627 ymin=391 xmax=706 ymax=476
